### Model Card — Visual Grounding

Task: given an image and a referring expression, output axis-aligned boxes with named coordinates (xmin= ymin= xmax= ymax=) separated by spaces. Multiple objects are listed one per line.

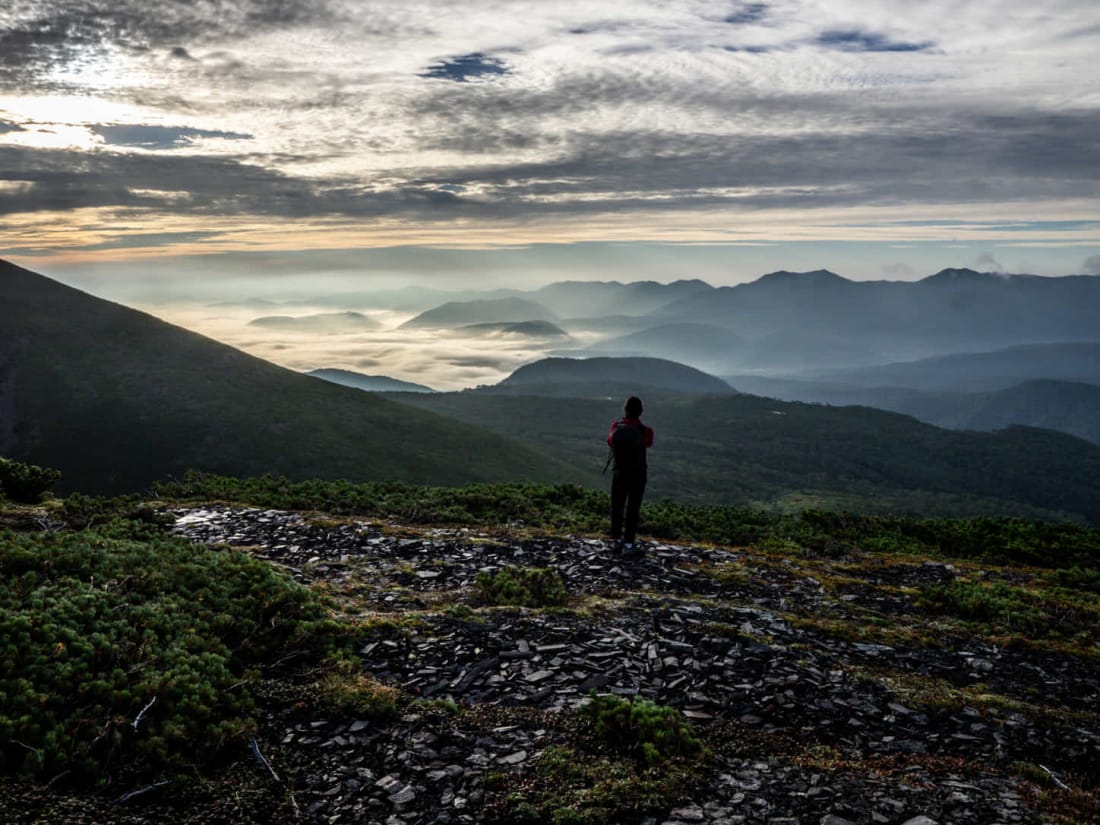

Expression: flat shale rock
xmin=164 ymin=507 xmax=1098 ymax=824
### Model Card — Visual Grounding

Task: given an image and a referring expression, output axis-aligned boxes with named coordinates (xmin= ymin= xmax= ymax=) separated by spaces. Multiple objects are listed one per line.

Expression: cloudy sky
xmin=2 ymin=0 xmax=1099 ymax=298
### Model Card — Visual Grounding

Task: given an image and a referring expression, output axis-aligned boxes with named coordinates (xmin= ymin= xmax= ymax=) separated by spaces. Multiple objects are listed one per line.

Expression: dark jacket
xmin=607 ymin=417 xmax=654 ymax=473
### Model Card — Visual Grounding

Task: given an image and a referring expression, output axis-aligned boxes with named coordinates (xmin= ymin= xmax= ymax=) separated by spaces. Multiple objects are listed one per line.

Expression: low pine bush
xmin=472 ymin=566 xmax=569 ymax=608
xmin=0 ymin=525 xmax=342 ymax=779
xmin=581 ymin=694 xmax=706 ymax=765
xmin=0 ymin=458 xmax=60 ymax=503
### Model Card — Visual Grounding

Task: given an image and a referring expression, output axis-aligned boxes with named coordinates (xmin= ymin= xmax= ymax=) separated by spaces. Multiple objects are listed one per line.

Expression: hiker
xmin=606 ymin=395 xmax=654 ymax=559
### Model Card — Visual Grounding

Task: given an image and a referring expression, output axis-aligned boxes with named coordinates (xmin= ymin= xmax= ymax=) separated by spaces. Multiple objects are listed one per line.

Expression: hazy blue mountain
xmin=400 ymin=298 xmax=558 ymax=329
xmin=248 ymin=311 xmax=381 ymax=333
xmin=805 ymin=342 xmax=1100 ymax=391
xmin=491 ymin=356 xmax=736 ymax=397
xmin=307 ymin=368 xmax=437 ymax=393
xmin=531 ymin=279 xmax=714 ymax=318
xmin=453 ymin=320 xmax=571 ymax=339
xmin=0 ymin=260 xmax=590 ymax=494
xmin=741 ymin=330 xmax=886 ymax=371
xmin=656 ymin=269 xmax=1100 ymax=365
xmin=562 ymin=323 xmax=746 ymax=373
xmin=726 ymin=376 xmax=1100 ymax=445
xmin=555 ymin=314 xmax=664 ymax=336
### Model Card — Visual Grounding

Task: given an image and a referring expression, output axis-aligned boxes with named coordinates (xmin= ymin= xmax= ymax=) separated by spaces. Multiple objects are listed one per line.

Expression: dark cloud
xmin=817 ymin=30 xmax=933 ymax=52
xmin=419 ymin=53 xmax=510 ymax=83
xmin=90 ymin=124 xmax=252 ymax=149
xmin=405 ymin=68 xmax=868 ymax=136
xmin=722 ymin=45 xmax=773 ymax=53
xmin=724 ymin=4 xmax=769 ymax=25
xmin=0 ymin=120 xmax=26 ymax=134
xmin=445 ymin=355 xmax=513 ymax=370
xmin=2 ymin=104 xmax=1097 ymax=224
xmin=405 ymin=108 xmax=1100 ymax=212
xmin=0 ymin=143 xmax=490 ymax=220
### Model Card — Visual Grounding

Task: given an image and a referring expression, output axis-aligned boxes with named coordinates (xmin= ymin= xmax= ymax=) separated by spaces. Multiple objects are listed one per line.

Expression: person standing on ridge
xmin=607 ymin=395 xmax=654 ymax=559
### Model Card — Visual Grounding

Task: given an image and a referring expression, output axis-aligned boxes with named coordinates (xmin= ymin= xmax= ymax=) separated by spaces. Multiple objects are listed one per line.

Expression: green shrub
xmin=581 ymin=694 xmax=706 ymax=765
xmin=1050 ymin=566 xmax=1100 ymax=594
xmin=917 ymin=580 xmax=1100 ymax=644
xmin=0 ymin=458 xmax=61 ymax=503
xmin=57 ymin=493 xmax=161 ymax=531
xmin=472 ymin=566 xmax=569 ymax=608
xmin=0 ymin=527 xmax=342 ymax=779
xmin=315 ymin=656 xmax=399 ymax=721
xmin=485 ymin=745 xmax=699 ymax=825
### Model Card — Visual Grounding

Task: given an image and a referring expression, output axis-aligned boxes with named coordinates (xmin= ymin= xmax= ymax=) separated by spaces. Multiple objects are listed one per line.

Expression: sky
xmin=1 ymin=0 xmax=1099 ymax=301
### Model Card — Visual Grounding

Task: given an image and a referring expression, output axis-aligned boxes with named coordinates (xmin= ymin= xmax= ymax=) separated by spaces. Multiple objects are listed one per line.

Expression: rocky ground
xmin=138 ymin=505 xmax=1099 ymax=825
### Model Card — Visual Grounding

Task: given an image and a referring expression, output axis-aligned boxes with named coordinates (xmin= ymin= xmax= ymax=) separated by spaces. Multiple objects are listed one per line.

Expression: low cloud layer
xmin=152 ymin=302 xmax=571 ymax=390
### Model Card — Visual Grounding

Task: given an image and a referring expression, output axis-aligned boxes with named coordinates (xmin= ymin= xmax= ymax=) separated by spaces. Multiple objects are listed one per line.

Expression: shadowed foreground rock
xmin=153 ymin=506 xmax=1100 ymax=825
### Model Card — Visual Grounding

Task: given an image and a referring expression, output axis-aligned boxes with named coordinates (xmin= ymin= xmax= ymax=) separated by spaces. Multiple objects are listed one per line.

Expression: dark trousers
xmin=610 ymin=472 xmax=647 ymax=543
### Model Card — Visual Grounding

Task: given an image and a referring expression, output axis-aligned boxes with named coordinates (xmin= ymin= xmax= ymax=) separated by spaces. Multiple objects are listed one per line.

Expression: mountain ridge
xmin=0 ymin=260 xmax=588 ymax=494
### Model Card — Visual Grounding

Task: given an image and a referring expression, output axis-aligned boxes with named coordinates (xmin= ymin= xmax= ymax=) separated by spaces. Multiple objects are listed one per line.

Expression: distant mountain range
xmin=566 ymin=323 xmax=746 ymax=374
xmin=531 ymin=278 xmax=712 ymax=318
xmin=389 ymin=268 xmax=1100 ymax=376
xmin=0 ymin=261 xmax=585 ymax=494
xmin=307 ymin=369 xmax=437 ymax=394
xmin=401 ymin=298 xmax=559 ymax=329
xmin=647 ymin=268 xmax=1100 ymax=370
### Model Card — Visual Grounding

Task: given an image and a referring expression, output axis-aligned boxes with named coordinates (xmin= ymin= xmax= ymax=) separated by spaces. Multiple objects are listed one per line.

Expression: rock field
xmin=155 ymin=506 xmax=1100 ymax=825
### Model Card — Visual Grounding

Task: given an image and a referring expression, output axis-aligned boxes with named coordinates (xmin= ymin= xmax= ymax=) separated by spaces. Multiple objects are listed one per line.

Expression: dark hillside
xmin=0 ymin=261 xmax=590 ymax=494
xmin=727 ymin=376 xmax=1100 ymax=445
xmin=390 ymin=389 xmax=1100 ymax=524
xmin=493 ymin=356 xmax=735 ymax=396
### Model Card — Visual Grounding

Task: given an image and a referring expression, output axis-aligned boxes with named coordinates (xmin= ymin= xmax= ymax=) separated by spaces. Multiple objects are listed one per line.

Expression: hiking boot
xmin=610 ymin=539 xmax=624 ymax=555
xmin=622 ymin=542 xmax=644 ymax=560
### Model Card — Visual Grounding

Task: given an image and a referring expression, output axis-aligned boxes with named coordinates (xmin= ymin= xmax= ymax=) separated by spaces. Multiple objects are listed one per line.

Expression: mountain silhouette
xmin=307 ymin=368 xmax=437 ymax=393
xmin=400 ymin=298 xmax=558 ymax=329
xmin=0 ymin=260 xmax=586 ymax=494
xmin=492 ymin=356 xmax=736 ymax=397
